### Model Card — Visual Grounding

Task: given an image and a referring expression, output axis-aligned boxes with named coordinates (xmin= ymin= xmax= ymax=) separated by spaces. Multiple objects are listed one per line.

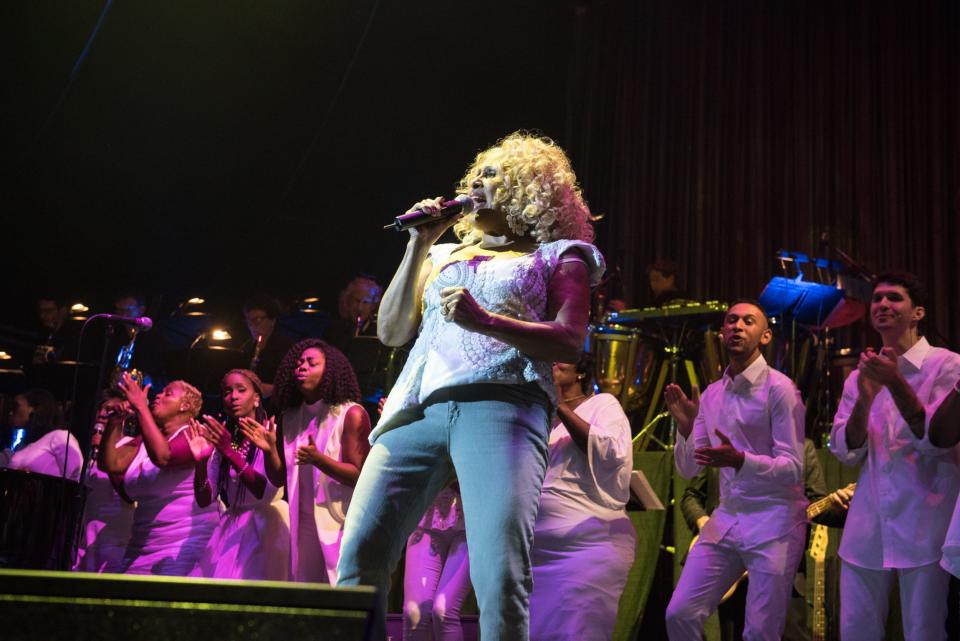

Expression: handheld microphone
xmin=95 ymin=314 xmax=154 ymax=331
xmin=383 ymin=194 xmax=477 ymax=231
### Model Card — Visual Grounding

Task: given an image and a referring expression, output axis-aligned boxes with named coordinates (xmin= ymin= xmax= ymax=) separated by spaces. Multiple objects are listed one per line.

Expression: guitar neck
xmin=807 ymin=483 xmax=856 ymax=521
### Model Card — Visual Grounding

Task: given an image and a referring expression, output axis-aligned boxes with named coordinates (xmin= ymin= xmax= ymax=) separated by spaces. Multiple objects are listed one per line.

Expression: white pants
xmin=403 ymin=528 xmax=471 ymax=641
xmin=840 ymin=560 xmax=950 ymax=641
xmin=665 ymin=526 xmax=804 ymax=641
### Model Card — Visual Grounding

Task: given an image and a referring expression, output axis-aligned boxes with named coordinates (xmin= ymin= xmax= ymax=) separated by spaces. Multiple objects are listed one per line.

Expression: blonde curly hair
xmin=169 ymin=380 xmax=203 ymax=418
xmin=453 ymin=132 xmax=595 ymax=244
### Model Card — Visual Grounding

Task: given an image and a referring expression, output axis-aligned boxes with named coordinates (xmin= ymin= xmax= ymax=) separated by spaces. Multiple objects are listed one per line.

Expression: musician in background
xmin=110 ymin=289 xmax=167 ymax=388
xmin=241 ymin=294 xmax=295 ymax=400
xmin=32 ymin=295 xmax=81 ymax=366
xmin=646 ymin=259 xmax=688 ymax=307
xmin=680 ymin=438 xmax=850 ymax=641
xmin=664 ymin=300 xmax=807 ymax=641
xmin=2 ymin=388 xmax=81 ymax=480
xmin=324 ymin=275 xmax=383 ymax=353
xmin=829 ymin=272 xmax=960 ymax=641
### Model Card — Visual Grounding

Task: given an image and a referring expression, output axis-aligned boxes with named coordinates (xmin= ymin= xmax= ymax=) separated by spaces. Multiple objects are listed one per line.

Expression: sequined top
xmin=373 ymin=239 xmax=605 ymax=441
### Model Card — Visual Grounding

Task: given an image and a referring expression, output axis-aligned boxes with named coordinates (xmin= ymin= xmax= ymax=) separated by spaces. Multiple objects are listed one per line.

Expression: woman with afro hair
xmin=273 ymin=338 xmax=371 ymax=583
xmin=337 ymin=132 xmax=606 ymax=641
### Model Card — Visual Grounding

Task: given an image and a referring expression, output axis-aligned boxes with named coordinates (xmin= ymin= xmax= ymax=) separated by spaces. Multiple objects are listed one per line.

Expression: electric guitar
xmin=809 ymin=523 xmax=829 ymax=641
xmin=806 ymin=483 xmax=856 ymax=522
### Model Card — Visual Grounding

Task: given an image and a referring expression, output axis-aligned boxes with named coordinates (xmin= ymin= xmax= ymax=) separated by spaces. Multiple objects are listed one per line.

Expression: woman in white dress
xmin=3 ymin=388 xmax=81 ymax=480
xmin=100 ymin=374 xmax=218 ymax=575
xmin=190 ymin=369 xmax=290 ymax=580
xmin=528 ymin=353 xmax=636 ymax=641
xmin=74 ymin=394 xmax=136 ymax=572
xmin=403 ymin=483 xmax=471 ymax=641
xmin=273 ymin=339 xmax=371 ymax=583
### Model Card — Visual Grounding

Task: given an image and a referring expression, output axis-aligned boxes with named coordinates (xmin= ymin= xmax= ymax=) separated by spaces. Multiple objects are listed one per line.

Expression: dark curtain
xmin=568 ymin=0 xmax=960 ymax=347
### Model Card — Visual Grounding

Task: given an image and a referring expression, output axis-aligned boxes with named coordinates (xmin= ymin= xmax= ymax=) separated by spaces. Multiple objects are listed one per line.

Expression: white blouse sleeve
xmin=583 ymin=394 xmax=633 ymax=510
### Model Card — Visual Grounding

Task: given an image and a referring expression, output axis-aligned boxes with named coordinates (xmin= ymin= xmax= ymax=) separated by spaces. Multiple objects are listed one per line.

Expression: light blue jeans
xmin=337 ymin=383 xmax=550 ymax=641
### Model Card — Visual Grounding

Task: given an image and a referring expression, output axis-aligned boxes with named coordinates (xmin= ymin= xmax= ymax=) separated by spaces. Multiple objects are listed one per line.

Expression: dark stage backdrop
xmin=569 ymin=0 xmax=960 ymax=347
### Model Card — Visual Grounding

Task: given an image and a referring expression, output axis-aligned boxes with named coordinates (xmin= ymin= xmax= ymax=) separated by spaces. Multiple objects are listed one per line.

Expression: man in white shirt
xmin=664 ymin=300 xmax=807 ymax=641
xmin=830 ymin=272 xmax=960 ymax=641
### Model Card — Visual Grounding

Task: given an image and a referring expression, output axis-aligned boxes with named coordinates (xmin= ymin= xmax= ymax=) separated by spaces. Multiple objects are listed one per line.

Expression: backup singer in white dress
xmin=274 ymin=339 xmax=371 ymax=584
xmin=529 ymin=357 xmax=635 ymax=641
xmin=74 ymin=395 xmax=135 ymax=573
xmin=101 ymin=376 xmax=217 ymax=575
xmin=191 ymin=370 xmax=290 ymax=581
xmin=403 ymin=485 xmax=471 ymax=641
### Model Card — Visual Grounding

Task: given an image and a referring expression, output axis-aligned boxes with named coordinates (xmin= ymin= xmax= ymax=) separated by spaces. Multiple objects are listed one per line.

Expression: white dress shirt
xmin=675 ymin=354 xmax=807 ymax=551
xmin=830 ymin=336 xmax=960 ymax=569
xmin=7 ymin=429 xmax=82 ymax=481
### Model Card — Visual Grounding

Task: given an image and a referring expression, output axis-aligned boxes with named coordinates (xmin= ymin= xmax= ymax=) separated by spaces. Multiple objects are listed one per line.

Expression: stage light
xmin=299 ymin=296 xmax=323 ymax=314
xmin=176 ymin=297 xmax=210 ymax=317
xmin=69 ymin=302 xmax=90 ymax=320
xmin=210 ymin=329 xmax=232 ymax=341
xmin=0 ymin=351 xmax=11 ymax=360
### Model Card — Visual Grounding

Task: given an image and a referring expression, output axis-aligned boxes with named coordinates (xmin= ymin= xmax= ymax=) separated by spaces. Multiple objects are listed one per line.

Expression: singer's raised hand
xmin=118 ymin=372 xmax=151 ymax=411
xmin=407 ymin=197 xmax=463 ymax=246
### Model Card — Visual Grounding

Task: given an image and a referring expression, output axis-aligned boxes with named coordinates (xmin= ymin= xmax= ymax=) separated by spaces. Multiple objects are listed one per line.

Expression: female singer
xmin=528 ymin=355 xmax=635 ymax=641
xmin=403 ymin=484 xmax=471 ymax=641
xmin=190 ymin=369 xmax=289 ymax=580
xmin=74 ymin=393 xmax=136 ymax=572
xmin=337 ymin=132 xmax=605 ymax=641
xmin=273 ymin=338 xmax=371 ymax=583
xmin=101 ymin=375 xmax=217 ymax=575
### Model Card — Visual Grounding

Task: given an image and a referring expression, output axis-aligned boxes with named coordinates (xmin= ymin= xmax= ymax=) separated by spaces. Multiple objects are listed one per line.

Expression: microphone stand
xmin=67 ymin=322 xmax=132 ymax=569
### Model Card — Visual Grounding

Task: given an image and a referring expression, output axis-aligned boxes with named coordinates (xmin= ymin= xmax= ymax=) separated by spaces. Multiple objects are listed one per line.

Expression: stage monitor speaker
xmin=0 ymin=569 xmax=384 ymax=641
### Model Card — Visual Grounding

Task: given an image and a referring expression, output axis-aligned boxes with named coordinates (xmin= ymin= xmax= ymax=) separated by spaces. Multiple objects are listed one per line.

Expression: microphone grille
xmin=453 ymin=193 xmax=477 ymax=214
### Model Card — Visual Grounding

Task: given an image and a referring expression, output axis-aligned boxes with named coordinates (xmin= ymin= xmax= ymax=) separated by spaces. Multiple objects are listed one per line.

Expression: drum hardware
xmin=632 ymin=410 xmax=671 ymax=450
xmin=761 ymin=248 xmax=871 ymax=445
xmin=596 ymin=301 xmax=727 ymax=451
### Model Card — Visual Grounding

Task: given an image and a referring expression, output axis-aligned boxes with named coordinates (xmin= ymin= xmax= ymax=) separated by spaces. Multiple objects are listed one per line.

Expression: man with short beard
xmin=830 ymin=272 xmax=960 ymax=641
xmin=663 ymin=300 xmax=807 ymax=641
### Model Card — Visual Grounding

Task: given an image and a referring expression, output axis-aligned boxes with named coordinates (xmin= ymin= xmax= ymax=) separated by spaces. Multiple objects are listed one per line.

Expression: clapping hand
xmin=664 ymin=384 xmax=700 ymax=439
xmin=199 ymin=414 xmax=233 ymax=455
xmin=295 ymin=435 xmax=321 ymax=467
xmin=239 ymin=416 xmax=277 ymax=453
xmin=185 ymin=420 xmax=214 ymax=462
xmin=858 ymin=347 xmax=901 ymax=390
xmin=695 ymin=430 xmax=745 ymax=470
